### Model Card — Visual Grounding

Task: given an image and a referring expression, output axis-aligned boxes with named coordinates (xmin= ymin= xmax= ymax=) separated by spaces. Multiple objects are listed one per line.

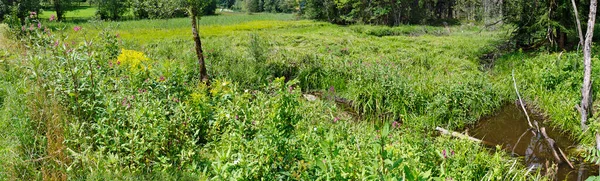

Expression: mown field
xmin=1 ymin=12 xmax=599 ymax=180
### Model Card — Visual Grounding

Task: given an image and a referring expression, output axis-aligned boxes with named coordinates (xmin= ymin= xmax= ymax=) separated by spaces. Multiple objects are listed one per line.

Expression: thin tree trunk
xmin=447 ymin=0 xmax=454 ymax=19
xmin=571 ymin=0 xmax=584 ymax=46
xmin=55 ymin=0 xmax=63 ymax=21
xmin=580 ymin=0 xmax=597 ymax=131
xmin=190 ymin=11 xmax=209 ymax=84
xmin=499 ymin=0 xmax=503 ymax=24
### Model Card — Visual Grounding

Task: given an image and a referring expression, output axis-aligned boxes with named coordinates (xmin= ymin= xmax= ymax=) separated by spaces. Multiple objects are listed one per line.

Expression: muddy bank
xmin=469 ymin=104 xmax=597 ymax=180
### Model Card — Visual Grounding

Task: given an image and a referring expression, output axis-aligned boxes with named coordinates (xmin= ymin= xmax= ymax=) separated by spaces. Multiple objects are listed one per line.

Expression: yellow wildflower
xmin=116 ymin=49 xmax=152 ymax=73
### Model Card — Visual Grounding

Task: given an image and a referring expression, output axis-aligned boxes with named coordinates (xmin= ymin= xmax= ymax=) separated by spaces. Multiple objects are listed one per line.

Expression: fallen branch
xmin=435 ymin=127 xmax=489 ymax=145
xmin=541 ymin=127 xmax=575 ymax=169
xmin=485 ymin=19 xmax=504 ymax=28
xmin=512 ymin=128 xmax=534 ymax=156
xmin=478 ymin=18 xmax=507 ymax=34
xmin=511 ymin=70 xmax=574 ymax=169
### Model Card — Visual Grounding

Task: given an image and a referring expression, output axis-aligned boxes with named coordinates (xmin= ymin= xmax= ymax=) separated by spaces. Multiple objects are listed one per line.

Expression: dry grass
xmin=0 ymin=24 xmax=17 ymax=50
xmin=25 ymin=65 xmax=69 ymax=181
xmin=0 ymin=24 xmax=8 ymax=49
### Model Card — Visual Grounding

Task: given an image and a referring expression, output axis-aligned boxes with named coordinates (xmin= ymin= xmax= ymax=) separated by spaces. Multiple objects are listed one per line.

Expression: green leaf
xmin=419 ymin=170 xmax=432 ymax=180
xmin=382 ymin=122 xmax=390 ymax=138
xmin=586 ymin=176 xmax=600 ymax=181
xmin=404 ymin=165 xmax=415 ymax=181
xmin=390 ymin=158 xmax=403 ymax=170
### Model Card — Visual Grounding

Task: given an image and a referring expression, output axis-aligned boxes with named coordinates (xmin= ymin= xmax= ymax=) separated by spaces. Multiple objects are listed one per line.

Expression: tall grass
xmin=0 ymin=13 xmax=554 ymax=180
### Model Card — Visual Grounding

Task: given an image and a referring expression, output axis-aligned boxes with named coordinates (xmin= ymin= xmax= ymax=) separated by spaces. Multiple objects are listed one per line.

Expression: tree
xmin=131 ymin=0 xmax=189 ymax=19
xmin=579 ymin=0 xmax=597 ymax=144
xmin=182 ymin=0 xmax=210 ymax=84
xmin=220 ymin=0 xmax=236 ymax=8
xmin=95 ymin=0 xmax=129 ymax=20
xmin=1 ymin=0 xmax=41 ymax=24
xmin=50 ymin=0 xmax=73 ymax=21
xmin=503 ymin=0 xmax=591 ymax=50
xmin=245 ymin=0 xmax=260 ymax=13
xmin=0 ymin=0 xmax=6 ymax=22
xmin=202 ymin=0 xmax=216 ymax=15
xmin=300 ymin=0 xmax=493 ymax=26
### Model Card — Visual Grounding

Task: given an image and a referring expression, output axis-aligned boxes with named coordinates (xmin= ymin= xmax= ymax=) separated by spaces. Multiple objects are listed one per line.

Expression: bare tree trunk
xmin=580 ymin=0 xmax=597 ymax=131
xmin=498 ymin=0 xmax=503 ymax=24
xmin=571 ymin=0 xmax=584 ymax=46
xmin=190 ymin=11 xmax=209 ymax=84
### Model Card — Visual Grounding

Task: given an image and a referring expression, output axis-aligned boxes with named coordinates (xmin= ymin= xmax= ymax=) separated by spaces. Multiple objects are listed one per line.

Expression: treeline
xmin=239 ymin=0 xmax=297 ymax=13
xmin=301 ymin=0 xmax=501 ymax=26
xmin=1 ymin=0 xmax=597 ymax=50
xmin=298 ymin=0 xmax=600 ymax=50
xmin=0 ymin=0 xmax=498 ymax=25
xmin=0 ymin=0 xmax=218 ymax=22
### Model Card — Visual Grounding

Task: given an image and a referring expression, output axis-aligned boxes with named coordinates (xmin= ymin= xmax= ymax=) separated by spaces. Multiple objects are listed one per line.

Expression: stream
xmin=470 ymin=104 xmax=598 ymax=180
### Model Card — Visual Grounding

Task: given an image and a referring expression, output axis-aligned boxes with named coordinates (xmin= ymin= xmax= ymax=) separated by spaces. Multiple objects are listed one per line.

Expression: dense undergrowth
xmin=1 ymin=13 xmax=586 ymax=180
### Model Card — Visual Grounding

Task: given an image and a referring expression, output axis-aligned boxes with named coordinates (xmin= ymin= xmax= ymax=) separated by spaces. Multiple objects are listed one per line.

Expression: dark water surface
xmin=470 ymin=104 xmax=598 ymax=180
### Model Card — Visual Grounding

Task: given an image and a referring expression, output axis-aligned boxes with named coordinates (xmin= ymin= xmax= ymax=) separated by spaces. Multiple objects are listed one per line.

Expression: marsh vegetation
xmin=1 ymin=0 xmax=600 ymax=180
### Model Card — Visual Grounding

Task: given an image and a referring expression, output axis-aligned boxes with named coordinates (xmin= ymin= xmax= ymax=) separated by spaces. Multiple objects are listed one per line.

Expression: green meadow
xmin=39 ymin=5 xmax=98 ymax=20
xmin=1 ymin=11 xmax=598 ymax=180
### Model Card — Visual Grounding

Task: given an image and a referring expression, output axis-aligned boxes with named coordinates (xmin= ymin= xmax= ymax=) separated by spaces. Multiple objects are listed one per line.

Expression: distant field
xmin=44 ymin=13 xmax=299 ymax=43
xmin=39 ymin=5 xmax=97 ymax=20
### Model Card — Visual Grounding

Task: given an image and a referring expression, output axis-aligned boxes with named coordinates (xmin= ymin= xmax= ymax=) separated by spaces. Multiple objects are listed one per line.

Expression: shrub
xmin=96 ymin=0 xmax=130 ymax=20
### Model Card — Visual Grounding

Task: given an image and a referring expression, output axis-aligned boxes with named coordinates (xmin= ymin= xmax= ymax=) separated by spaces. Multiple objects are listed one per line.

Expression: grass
xmin=1 ymin=12 xmax=587 ymax=180
xmin=39 ymin=5 xmax=98 ymax=20
xmin=44 ymin=12 xmax=298 ymax=43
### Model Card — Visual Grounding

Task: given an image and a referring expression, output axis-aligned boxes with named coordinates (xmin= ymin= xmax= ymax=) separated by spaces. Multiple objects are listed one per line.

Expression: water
xmin=470 ymin=104 xmax=598 ymax=180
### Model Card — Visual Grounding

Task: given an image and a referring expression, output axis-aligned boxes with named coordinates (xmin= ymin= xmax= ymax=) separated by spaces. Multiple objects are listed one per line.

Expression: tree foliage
xmin=129 ymin=0 xmax=216 ymax=19
xmin=503 ymin=0 xmax=591 ymax=50
xmin=48 ymin=0 xmax=74 ymax=21
xmin=1 ymin=0 xmax=41 ymax=23
xmin=131 ymin=0 xmax=186 ymax=19
xmin=243 ymin=0 xmax=296 ymax=13
xmin=94 ymin=0 xmax=130 ymax=20
xmin=0 ymin=0 xmax=6 ymax=21
xmin=220 ymin=0 xmax=235 ymax=8
xmin=302 ymin=0 xmax=468 ymax=26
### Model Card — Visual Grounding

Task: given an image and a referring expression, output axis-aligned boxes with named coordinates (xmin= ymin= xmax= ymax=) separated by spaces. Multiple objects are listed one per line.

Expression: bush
xmin=202 ymin=0 xmax=217 ymax=15
xmin=96 ymin=0 xmax=130 ymax=20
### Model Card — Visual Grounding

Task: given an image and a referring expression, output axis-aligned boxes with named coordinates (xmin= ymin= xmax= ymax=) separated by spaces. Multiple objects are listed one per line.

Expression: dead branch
xmin=541 ymin=127 xmax=575 ymax=169
xmin=512 ymin=70 xmax=574 ymax=168
xmin=435 ymin=127 xmax=495 ymax=147
xmin=512 ymin=69 xmax=535 ymax=130
xmin=570 ymin=0 xmax=585 ymax=47
xmin=512 ymin=128 xmax=534 ymax=156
